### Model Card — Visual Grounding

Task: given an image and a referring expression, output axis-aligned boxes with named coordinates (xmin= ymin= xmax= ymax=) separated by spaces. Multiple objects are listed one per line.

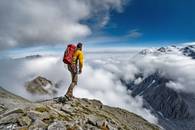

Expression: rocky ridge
xmin=0 ymin=86 xmax=160 ymax=130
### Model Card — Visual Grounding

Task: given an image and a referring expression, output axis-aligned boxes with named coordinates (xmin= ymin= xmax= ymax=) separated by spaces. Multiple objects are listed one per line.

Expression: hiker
xmin=64 ymin=43 xmax=84 ymax=98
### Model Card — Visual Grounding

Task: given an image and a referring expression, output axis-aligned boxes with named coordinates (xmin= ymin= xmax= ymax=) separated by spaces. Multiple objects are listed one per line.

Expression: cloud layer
xmin=2 ymin=47 xmax=195 ymax=124
xmin=0 ymin=0 xmax=127 ymax=50
xmin=128 ymin=29 xmax=143 ymax=39
xmin=131 ymin=53 xmax=195 ymax=93
xmin=0 ymin=51 xmax=158 ymax=124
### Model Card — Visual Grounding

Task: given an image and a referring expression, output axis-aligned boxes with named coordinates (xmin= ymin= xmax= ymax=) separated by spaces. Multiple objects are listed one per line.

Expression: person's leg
xmin=65 ymin=65 xmax=73 ymax=97
xmin=65 ymin=72 xmax=78 ymax=97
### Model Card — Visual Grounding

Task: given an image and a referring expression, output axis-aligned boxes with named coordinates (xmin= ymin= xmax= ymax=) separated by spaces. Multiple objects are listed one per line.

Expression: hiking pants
xmin=66 ymin=64 xmax=78 ymax=97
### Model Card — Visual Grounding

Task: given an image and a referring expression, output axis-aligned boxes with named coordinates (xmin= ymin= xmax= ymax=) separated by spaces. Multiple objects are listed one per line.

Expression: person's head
xmin=77 ymin=43 xmax=83 ymax=50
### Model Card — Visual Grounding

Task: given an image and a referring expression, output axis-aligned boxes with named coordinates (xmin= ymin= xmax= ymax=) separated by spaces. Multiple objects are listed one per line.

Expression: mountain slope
xmin=0 ymin=87 xmax=160 ymax=130
xmin=124 ymin=72 xmax=195 ymax=130
xmin=124 ymin=44 xmax=195 ymax=130
xmin=131 ymin=73 xmax=190 ymax=119
xmin=0 ymin=86 xmax=31 ymax=114
xmin=0 ymin=86 xmax=30 ymax=102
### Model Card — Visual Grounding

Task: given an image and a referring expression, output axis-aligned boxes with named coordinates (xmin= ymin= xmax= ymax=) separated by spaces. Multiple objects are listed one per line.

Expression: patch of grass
xmin=74 ymin=101 xmax=81 ymax=107
xmin=35 ymin=106 xmax=49 ymax=113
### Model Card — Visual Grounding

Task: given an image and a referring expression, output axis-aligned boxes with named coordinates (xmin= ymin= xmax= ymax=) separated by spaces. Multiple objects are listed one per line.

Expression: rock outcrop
xmin=0 ymin=86 xmax=160 ymax=130
xmin=25 ymin=76 xmax=59 ymax=95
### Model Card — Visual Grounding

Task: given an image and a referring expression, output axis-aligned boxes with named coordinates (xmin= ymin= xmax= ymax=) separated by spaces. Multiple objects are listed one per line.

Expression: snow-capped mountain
xmin=124 ymin=45 xmax=195 ymax=130
xmin=139 ymin=45 xmax=195 ymax=59
xmin=139 ymin=46 xmax=180 ymax=55
xmin=180 ymin=45 xmax=195 ymax=59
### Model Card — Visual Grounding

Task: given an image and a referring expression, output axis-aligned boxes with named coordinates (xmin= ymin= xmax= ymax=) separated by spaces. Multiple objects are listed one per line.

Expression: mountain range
xmin=139 ymin=45 xmax=195 ymax=59
xmin=1 ymin=44 xmax=195 ymax=130
xmin=124 ymin=45 xmax=195 ymax=130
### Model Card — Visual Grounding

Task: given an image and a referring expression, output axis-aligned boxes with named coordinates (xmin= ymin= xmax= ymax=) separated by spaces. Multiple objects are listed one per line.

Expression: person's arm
xmin=78 ymin=51 xmax=84 ymax=74
xmin=72 ymin=53 xmax=77 ymax=64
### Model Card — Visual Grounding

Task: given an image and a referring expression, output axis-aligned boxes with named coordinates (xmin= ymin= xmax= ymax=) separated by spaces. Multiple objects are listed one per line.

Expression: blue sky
xmin=0 ymin=0 xmax=195 ymax=56
xmin=98 ymin=0 xmax=195 ymax=46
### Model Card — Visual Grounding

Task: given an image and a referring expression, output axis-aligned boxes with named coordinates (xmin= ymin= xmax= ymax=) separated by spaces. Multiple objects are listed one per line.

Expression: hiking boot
xmin=64 ymin=95 xmax=75 ymax=101
xmin=56 ymin=96 xmax=69 ymax=104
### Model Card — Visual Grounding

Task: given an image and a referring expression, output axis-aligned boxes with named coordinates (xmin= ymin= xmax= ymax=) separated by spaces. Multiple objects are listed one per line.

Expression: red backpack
xmin=63 ymin=44 xmax=76 ymax=64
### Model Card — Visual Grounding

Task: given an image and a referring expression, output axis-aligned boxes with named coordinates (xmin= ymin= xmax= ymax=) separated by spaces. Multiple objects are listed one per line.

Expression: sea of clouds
xmin=1 ymin=47 xmax=195 ymax=125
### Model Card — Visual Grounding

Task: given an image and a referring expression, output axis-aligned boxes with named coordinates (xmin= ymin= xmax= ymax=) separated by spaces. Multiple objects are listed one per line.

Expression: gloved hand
xmin=79 ymin=69 xmax=82 ymax=74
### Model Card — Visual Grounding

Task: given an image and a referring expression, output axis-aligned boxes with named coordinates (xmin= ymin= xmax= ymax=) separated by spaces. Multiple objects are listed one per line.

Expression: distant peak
xmin=25 ymin=76 xmax=58 ymax=95
xmin=139 ymin=45 xmax=195 ymax=59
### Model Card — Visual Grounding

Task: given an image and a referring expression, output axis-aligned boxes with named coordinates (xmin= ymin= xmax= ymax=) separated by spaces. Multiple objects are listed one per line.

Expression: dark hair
xmin=77 ymin=43 xmax=83 ymax=49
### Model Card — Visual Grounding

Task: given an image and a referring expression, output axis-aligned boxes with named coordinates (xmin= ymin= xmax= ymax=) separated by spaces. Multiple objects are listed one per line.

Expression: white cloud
xmin=182 ymin=42 xmax=195 ymax=46
xmin=134 ymin=77 xmax=143 ymax=85
xmin=0 ymin=50 xmax=158 ymax=124
xmin=1 ymin=45 xmax=195 ymax=126
xmin=75 ymin=64 xmax=157 ymax=124
xmin=128 ymin=29 xmax=143 ymax=39
xmin=0 ymin=0 xmax=127 ymax=50
xmin=132 ymin=53 xmax=195 ymax=93
xmin=1 ymin=46 xmax=195 ymax=125
xmin=166 ymin=81 xmax=184 ymax=91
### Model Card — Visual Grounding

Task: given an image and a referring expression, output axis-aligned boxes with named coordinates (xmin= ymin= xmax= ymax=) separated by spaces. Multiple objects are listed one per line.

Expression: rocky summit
xmin=0 ymin=86 xmax=160 ymax=130
xmin=25 ymin=76 xmax=59 ymax=95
